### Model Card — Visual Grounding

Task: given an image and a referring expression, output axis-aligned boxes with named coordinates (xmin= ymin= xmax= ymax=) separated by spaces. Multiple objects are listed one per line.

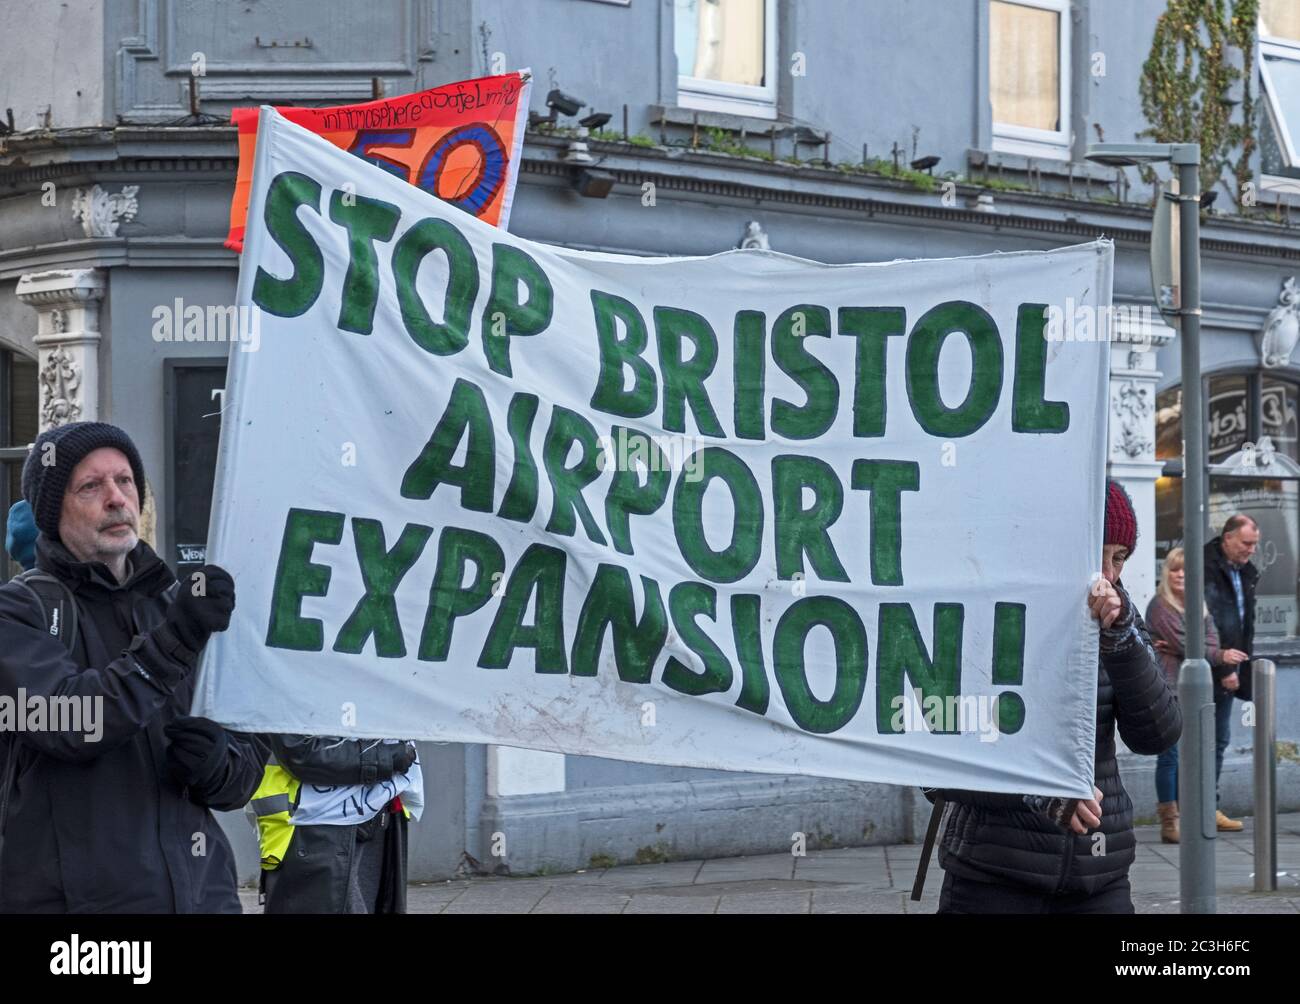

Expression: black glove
xmin=165 ymin=564 xmax=236 ymax=653
xmin=1098 ymin=583 xmax=1137 ymax=654
xmin=391 ymin=741 xmax=417 ymax=775
xmin=369 ymin=740 xmax=417 ymax=781
xmin=165 ymin=715 xmax=229 ymax=790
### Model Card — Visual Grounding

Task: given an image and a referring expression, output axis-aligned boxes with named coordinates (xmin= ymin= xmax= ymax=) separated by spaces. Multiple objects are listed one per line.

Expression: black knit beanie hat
xmin=21 ymin=421 xmax=147 ymax=539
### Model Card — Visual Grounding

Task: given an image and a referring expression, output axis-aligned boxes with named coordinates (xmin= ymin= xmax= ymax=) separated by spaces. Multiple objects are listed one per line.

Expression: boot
xmin=1157 ymin=801 xmax=1180 ymax=843
xmin=1216 ymin=809 xmax=1244 ymax=832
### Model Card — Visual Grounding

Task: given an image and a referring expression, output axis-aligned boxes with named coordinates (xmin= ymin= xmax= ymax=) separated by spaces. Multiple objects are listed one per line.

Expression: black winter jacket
xmin=0 ymin=537 xmax=266 ymax=913
xmin=933 ymin=583 xmax=1181 ymax=898
xmin=1203 ymin=536 xmax=1259 ymax=698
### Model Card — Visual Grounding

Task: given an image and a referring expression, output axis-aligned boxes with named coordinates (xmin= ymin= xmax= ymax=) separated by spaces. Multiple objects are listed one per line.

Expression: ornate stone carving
xmin=39 ymin=345 xmax=82 ymax=427
xmin=1258 ymin=276 xmax=1300 ymax=369
xmin=16 ymin=269 xmax=105 ymax=431
xmin=739 ymin=221 xmax=770 ymax=250
xmin=70 ymin=184 xmax=140 ymax=238
xmin=1111 ymin=379 xmax=1154 ymax=459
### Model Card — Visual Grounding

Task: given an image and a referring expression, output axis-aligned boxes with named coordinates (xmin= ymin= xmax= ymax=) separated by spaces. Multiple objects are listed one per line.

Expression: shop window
xmin=1209 ymin=477 xmax=1300 ymax=639
xmin=675 ymin=0 xmax=777 ymax=119
xmin=1155 ymin=386 xmax=1182 ymax=461
xmin=1206 ymin=373 xmax=1249 ymax=464
xmin=990 ymin=0 xmax=1071 ymax=159
xmin=1156 ymin=369 xmax=1300 ymax=642
xmin=1261 ymin=375 xmax=1300 ymax=460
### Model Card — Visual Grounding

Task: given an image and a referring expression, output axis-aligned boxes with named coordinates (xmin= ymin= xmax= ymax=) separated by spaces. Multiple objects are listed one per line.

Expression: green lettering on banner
xmin=731 ymin=593 xmax=770 ymax=715
xmin=328 ymin=190 xmax=401 ymax=335
xmin=733 ymin=310 xmax=767 ymax=440
xmin=333 ymin=518 xmax=433 ymax=657
xmin=906 ymin=300 xmax=1003 ymax=437
xmin=419 ymin=527 xmax=507 ymax=661
xmin=654 ymin=306 xmax=725 ymax=437
xmin=543 ymin=407 xmax=608 ymax=545
xmin=400 ymin=377 xmax=495 ymax=512
xmin=773 ymin=596 xmax=868 ymax=734
xmin=266 ymin=508 xmax=345 ymax=651
xmin=771 ymin=304 xmax=837 ymax=440
xmin=839 ymin=306 xmax=906 ymax=437
xmin=589 ymin=290 xmax=656 ymax=419
xmin=850 ymin=460 xmax=920 ymax=586
xmin=481 ymin=244 xmax=554 ymax=376
xmin=991 ymin=601 xmax=1028 ymax=733
xmin=875 ymin=603 xmax=965 ymax=733
xmin=661 ymin=582 xmax=733 ymax=696
xmin=673 ymin=447 xmax=763 ymax=583
xmin=772 ymin=455 xmax=849 ymax=582
xmin=497 ymin=393 xmax=541 ymax=523
xmin=570 ymin=564 xmax=668 ymax=683
xmin=1012 ymin=302 xmax=1070 ymax=433
xmin=479 ymin=543 xmax=568 ymax=672
xmin=392 ymin=217 xmax=479 ymax=355
xmin=252 ymin=172 xmax=325 ymax=318
xmin=604 ymin=426 xmax=670 ymax=555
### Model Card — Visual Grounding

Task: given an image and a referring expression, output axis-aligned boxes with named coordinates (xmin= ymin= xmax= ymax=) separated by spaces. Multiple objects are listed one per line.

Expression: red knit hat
xmin=1105 ymin=479 xmax=1137 ymax=552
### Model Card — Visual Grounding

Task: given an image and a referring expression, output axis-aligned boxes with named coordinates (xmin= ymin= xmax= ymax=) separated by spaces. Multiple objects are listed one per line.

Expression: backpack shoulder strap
xmin=0 ymin=571 xmax=79 ymax=843
xmin=10 ymin=569 xmax=78 ymax=655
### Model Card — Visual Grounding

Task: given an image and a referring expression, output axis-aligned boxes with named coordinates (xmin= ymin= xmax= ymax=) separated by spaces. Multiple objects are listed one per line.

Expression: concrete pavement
xmin=238 ymin=812 xmax=1300 ymax=914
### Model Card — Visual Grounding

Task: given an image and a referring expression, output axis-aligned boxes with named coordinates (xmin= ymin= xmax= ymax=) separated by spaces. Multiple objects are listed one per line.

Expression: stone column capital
xmin=16 ymin=268 xmax=105 ymax=429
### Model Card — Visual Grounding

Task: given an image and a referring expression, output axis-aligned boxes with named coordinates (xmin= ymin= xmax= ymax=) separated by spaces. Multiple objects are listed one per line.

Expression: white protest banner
xmin=194 ymin=107 xmax=1113 ymax=797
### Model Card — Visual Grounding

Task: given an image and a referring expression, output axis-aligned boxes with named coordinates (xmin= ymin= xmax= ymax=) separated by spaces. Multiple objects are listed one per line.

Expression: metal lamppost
xmin=1085 ymin=142 xmax=1214 ymax=913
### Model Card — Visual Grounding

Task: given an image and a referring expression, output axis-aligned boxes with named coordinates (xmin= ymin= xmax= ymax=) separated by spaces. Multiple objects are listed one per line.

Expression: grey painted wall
xmin=0 ymin=0 xmax=106 ymax=131
xmin=0 ymin=0 xmax=1227 ymax=203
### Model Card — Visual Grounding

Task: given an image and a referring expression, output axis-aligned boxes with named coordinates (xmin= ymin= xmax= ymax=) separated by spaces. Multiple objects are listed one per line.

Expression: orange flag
xmin=225 ymin=70 xmax=532 ymax=252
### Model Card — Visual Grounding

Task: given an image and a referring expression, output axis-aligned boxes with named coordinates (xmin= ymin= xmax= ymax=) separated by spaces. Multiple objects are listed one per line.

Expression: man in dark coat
xmin=0 ymin=421 xmax=264 ymax=913
xmin=1202 ymin=514 xmax=1259 ymax=831
xmin=930 ymin=480 xmax=1182 ymax=913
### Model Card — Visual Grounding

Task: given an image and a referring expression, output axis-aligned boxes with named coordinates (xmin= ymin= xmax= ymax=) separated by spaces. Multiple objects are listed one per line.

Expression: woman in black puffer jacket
xmin=930 ymin=480 xmax=1182 ymax=913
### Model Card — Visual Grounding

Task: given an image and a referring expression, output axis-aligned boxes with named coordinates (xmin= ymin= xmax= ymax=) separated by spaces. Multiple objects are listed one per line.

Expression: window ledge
xmin=1261 ymin=175 xmax=1300 ymax=200
xmin=649 ymin=104 xmax=795 ymax=138
xmin=992 ymin=136 xmax=1071 ymax=162
xmin=969 ymin=147 xmax=1116 ymax=183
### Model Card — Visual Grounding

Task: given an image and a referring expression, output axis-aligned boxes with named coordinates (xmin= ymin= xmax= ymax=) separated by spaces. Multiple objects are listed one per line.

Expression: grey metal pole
xmin=1172 ymin=145 xmax=1216 ymax=914
xmin=1252 ymin=660 xmax=1277 ymax=892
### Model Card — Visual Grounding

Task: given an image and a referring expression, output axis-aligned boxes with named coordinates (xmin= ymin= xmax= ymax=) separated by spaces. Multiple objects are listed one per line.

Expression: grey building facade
xmin=1 ymin=0 xmax=1297 ymax=881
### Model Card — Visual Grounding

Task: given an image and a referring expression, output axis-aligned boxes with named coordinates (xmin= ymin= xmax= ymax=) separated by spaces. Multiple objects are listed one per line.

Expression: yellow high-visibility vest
xmin=248 ymin=762 xmax=416 ymax=869
xmin=249 ymin=765 xmax=301 ymax=870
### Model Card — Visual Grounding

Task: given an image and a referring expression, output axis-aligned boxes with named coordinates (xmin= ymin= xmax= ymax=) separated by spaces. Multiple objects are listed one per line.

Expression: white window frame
xmin=990 ymin=0 xmax=1072 ymax=160
xmin=1259 ymin=33 xmax=1300 ymax=194
xmin=676 ymin=0 xmax=778 ymax=120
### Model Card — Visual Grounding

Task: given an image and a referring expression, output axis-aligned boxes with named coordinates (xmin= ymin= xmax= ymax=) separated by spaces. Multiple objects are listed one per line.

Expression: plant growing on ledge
xmin=848 ymin=157 xmax=941 ymax=193
xmin=1139 ymin=0 xmax=1259 ymax=205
